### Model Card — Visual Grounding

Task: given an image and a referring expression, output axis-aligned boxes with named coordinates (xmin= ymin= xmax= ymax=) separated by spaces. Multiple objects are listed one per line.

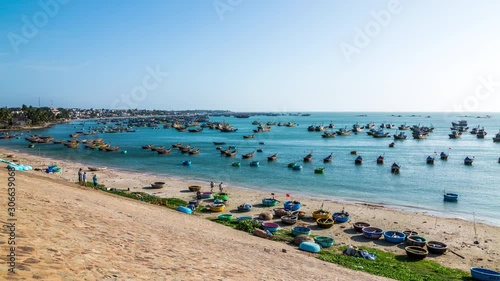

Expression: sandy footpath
xmin=0 ymin=148 xmax=499 ymax=280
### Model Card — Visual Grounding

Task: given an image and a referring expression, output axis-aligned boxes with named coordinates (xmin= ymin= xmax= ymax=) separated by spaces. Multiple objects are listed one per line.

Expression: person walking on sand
xmin=78 ymin=168 xmax=83 ymax=184
xmin=82 ymin=172 xmax=87 ymax=187
xmin=219 ymin=182 xmax=223 ymax=193
xmin=92 ymin=174 xmax=98 ymax=190
xmin=210 ymin=181 xmax=215 ymax=193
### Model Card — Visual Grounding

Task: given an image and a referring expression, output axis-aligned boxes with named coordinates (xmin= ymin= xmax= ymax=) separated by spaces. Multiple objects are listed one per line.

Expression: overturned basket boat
xmin=150 ymin=182 xmax=166 ymax=189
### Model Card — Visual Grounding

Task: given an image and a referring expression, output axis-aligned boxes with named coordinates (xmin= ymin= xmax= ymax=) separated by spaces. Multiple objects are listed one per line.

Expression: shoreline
xmin=1 ymin=147 xmax=500 ymax=273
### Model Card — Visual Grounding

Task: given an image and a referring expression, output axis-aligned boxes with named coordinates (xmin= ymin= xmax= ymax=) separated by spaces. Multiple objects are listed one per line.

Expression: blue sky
xmin=1 ymin=0 xmax=500 ymax=112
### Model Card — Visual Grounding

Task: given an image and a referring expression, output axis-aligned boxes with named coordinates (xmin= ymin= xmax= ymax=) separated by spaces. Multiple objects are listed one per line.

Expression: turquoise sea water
xmin=1 ymin=112 xmax=499 ymax=225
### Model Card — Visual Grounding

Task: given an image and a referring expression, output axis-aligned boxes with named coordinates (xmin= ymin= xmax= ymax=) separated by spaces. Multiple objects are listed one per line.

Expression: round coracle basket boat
xmin=281 ymin=215 xmax=298 ymax=225
xmin=332 ymin=212 xmax=350 ymax=223
xmin=312 ymin=210 xmax=331 ymax=220
xmin=299 ymin=242 xmax=321 ymax=253
xmin=314 ymin=236 xmax=335 ymax=248
xmin=213 ymin=192 xmax=229 ymax=201
xmin=362 ymin=227 xmax=384 ymax=239
xmin=353 ymin=222 xmax=370 ymax=232
xmin=383 ymin=231 xmax=406 ymax=244
xmin=200 ymin=192 xmax=213 ymax=199
xmin=188 ymin=185 xmax=201 ymax=192
xmin=209 ymin=203 xmax=225 ymax=212
xmin=405 ymin=246 xmax=428 ymax=260
xmin=262 ymin=198 xmax=279 ymax=207
xmin=217 ymin=213 xmax=233 ymax=221
xmin=403 ymin=230 xmax=419 ymax=239
xmin=316 ymin=218 xmax=334 ymax=229
xmin=151 ymin=182 xmax=166 ymax=189
xmin=237 ymin=203 xmax=252 ymax=212
xmin=292 ymin=226 xmax=311 ymax=237
xmin=284 ymin=201 xmax=301 ymax=211
xmin=261 ymin=222 xmax=280 ymax=233
xmin=407 ymin=235 xmax=428 ymax=247
xmin=426 ymin=241 xmax=448 ymax=254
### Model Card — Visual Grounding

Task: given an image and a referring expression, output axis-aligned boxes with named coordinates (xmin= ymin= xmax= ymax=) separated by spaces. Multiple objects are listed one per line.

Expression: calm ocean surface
xmin=2 ymin=112 xmax=499 ymax=225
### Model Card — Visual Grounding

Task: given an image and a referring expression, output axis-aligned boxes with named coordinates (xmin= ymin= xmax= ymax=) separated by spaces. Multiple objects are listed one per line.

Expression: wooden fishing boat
xmin=52 ymin=140 xmax=64 ymax=144
xmin=350 ymin=151 xmax=357 ymax=155
xmin=477 ymin=128 xmax=487 ymax=139
xmin=464 ymin=156 xmax=474 ymax=165
xmin=443 ymin=193 xmax=458 ymax=202
xmin=354 ymin=156 xmax=363 ymax=165
xmin=188 ymin=128 xmax=203 ymax=133
xmin=388 ymin=142 xmax=395 ymax=148
xmin=88 ymin=166 xmax=107 ymax=171
xmin=391 ymin=163 xmax=400 ymax=174
xmin=449 ymin=130 xmax=462 ymax=139
xmin=242 ymin=151 xmax=254 ymax=159
xmin=314 ymin=167 xmax=324 ymax=174
xmin=256 ymin=148 xmax=263 ymax=153
xmin=405 ymin=246 xmax=428 ymax=260
xmin=70 ymin=133 xmax=80 ymax=138
xmin=426 ymin=156 xmax=435 ymax=164
xmin=303 ymin=151 xmax=313 ymax=162
xmin=176 ymin=126 xmax=187 ymax=132
xmin=105 ymin=146 xmax=119 ymax=152
xmin=142 ymin=144 xmax=154 ymax=149
xmin=267 ymin=153 xmax=278 ymax=161
xmin=225 ymin=150 xmax=237 ymax=157
xmin=321 ymin=131 xmax=336 ymax=138
xmin=64 ymin=142 xmax=79 ymax=148
xmin=412 ymin=132 xmax=428 ymax=139
xmin=243 ymin=134 xmax=255 ymax=139
xmin=426 ymin=241 xmax=448 ymax=254
xmin=336 ymin=128 xmax=352 ymax=136
xmin=323 ymin=153 xmax=333 ymax=163
xmin=440 ymin=152 xmax=448 ymax=160
xmin=213 ymin=141 xmax=226 ymax=145
xmin=372 ymin=129 xmax=390 ymax=138
xmin=188 ymin=148 xmax=200 ymax=155
xmin=470 ymin=267 xmax=500 ymax=281
xmin=157 ymin=148 xmax=172 ymax=154
xmin=151 ymin=146 xmax=164 ymax=152
xmin=376 ymin=155 xmax=384 ymax=164
xmin=172 ymin=143 xmax=183 ymax=148
xmin=393 ymin=132 xmax=407 ymax=140
xmin=316 ymin=218 xmax=334 ymax=228
xmin=493 ymin=131 xmax=500 ymax=142
xmin=180 ymin=145 xmax=191 ymax=153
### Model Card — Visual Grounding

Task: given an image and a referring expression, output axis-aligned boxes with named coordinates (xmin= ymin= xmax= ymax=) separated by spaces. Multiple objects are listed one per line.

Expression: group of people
xmin=78 ymin=168 xmax=98 ymax=189
xmin=210 ymin=181 xmax=224 ymax=193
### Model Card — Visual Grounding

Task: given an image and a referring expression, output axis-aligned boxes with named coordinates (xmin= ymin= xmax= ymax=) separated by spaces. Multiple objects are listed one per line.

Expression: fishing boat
xmin=225 ymin=149 xmax=237 ymax=157
xmin=179 ymin=145 xmax=191 ymax=153
xmin=336 ymin=127 xmax=352 ymax=136
xmin=292 ymin=165 xmax=302 ymax=171
xmin=243 ymin=134 xmax=255 ymax=139
xmin=448 ymin=130 xmax=462 ymax=139
xmin=354 ymin=156 xmax=362 ymax=165
xmin=393 ymin=132 xmax=407 ymax=140
xmin=88 ymin=166 xmax=107 ymax=171
xmin=142 ymin=144 xmax=154 ymax=149
xmin=303 ymin=151 xmax=313 ymax=162
xmin=171 ymin=143 xmax=183 ymax=148
xmin=321 ymin=131 xmax=336 ymax=138
xmin=213 ymin=141 xmax=226 ymax=145
xmin=292 ymin=226 xmax=311 ymax=237
xmin=452 ymin=120 xmax=468 ymax=127
xmin=150 ymin=182 xmax=166 ymax=189
xmin=493 ymin=131 xmax=500 ymax=142
xmin=323 ymin=153 xmax=333 ymax=163
xmin=267 ymin=153 xmax=278 ymax=161
xmin=464 ymin=156 xmax=474 ymax=165
xmin=353 ymin=222 xmax=370 ymax=232
xmin=70 ymin=133 xmax=80 ymax=138
xmin=151 ymin=146 xmax=164 ymax=152
xmin=249 ymin=161 xmax=259 ymax=167
xmin=157 ymin=148 xmax=172 ymax=154
xmin=398 ymin=123 xmax=410 ymax=130
xmin=388 ymin=142 xmax=395 ymax=147
xmin=470 ymin=267 xmax=500 ymax=281
xmin=242 ymin=151 xmax=254 ymax=159
xmin=314 ymin=167 xmax=324 ymax=174
xmin=188 ymin=148 xmax=200 ymax=155
xmin=105 ymin=146 xmax=119 ymax=152
xmin=376 ymin=155 xmax=384 ymax=164
xmin=256 ymin=148 xmax=263 ymax=152
xmin=352 ymin=123 xmax=364 ymax=133
xmin=412 ymin=131 xmax=428 ymax=139
xmin=188 ymin=128 xmax=203 ymax=133
xmin=443 ymin=193 xmax=458 ymax=202
xmin=391 ymin=162 xmax=400 ymax=174
xmin=182 ymin=160 xmax=192 ymax=166
xmin=426 ymin=156 xmax=435 ymax=164
xmin=372 ymin=129 xmax=390 ymax=138
xmin=440 ymin=152 xmax=448 ymax=160
xmin=288 ymin=162 xmax=297 ymax=168
xmin=231 ymin=161 xmax=241 ymax=167
xmin=477 ymin=128 xmax=487 ymax=139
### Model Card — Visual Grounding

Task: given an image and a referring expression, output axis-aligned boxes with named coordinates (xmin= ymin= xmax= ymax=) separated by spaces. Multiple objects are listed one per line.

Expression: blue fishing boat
xmin=284 ymin=200 xmax=301 ymax=211
xmin=292 ymin=164 xmax=302 ymax=171
xmin=464 ymin=156 xmax=474 ymax=165
xmin=182 ymin=160 xmax=192 ymax=166
xmin=249 ymin=161 xmax=259 ymax=167
xmin=470 ymin=267 xmax=500 ymax=281
xmin=354 ymin=156 xmax=363 ymax=165
xmin=443 ymin=193 xmax=458 ymax=202
xmin=426 ymin=156 xmax=435 ymax=164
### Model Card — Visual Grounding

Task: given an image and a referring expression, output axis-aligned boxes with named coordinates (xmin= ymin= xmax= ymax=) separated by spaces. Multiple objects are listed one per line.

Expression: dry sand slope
xmin=0 ymin=170 xmax=392 ymax=281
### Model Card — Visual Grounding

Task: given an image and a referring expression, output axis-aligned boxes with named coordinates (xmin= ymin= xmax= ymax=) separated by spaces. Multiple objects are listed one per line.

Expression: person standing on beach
xmin=92 ymin=174 xmax=98 ymax=190
xmin=78 ymin=168 xmax=83 ymax=184
xmin=219 ymin=182 xmax=223 ymax=193
xmin=82 ymin=172 xmax=87 ymax=187
xmin=210 ymin=181 xmax=214 ymax=193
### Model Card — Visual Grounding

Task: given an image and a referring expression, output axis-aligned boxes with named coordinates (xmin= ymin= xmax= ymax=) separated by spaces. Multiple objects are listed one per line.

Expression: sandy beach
xmin=0 ymin=148 xmax=499 ymax=280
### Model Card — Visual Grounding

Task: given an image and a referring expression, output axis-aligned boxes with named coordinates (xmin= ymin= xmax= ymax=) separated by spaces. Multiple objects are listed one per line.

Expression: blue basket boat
xmin=383 ymin=231 xmax=406 ymax=243
xmin=182 ymin=160 xmax=191 ymax=166
xmin=314 ymin=236 xmax=335 ymax=248
xmin=362 ymin=227 xmax=383 ymax=239
xmin=299 ymin=242 xmax=321 ymax=253
xmin=284 ymin=201 xmax=301 ymax=211
xmin=261 ymin=222 xmax=279 ymax=233
xmin=333 ymin=212 xmax=350 ymax=223
xmin=292 ymin=165 xmax=302 ymax=171
xmin=443 ymin=193 xmax=458 ymax=202
xmin=292 ymin=226 xmax=311 ymax=237
xmin=470 ymin=267 xmax=500 ymax=281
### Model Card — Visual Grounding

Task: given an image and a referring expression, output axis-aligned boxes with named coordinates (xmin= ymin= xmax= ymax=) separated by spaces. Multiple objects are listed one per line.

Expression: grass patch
xmin=318 ymin=246 xmax=471 ymax=281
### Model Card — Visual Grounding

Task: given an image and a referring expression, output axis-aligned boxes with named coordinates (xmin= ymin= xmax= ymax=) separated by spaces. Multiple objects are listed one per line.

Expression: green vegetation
xmin=318 ymin=246 xmax=471 ymax=281
xmin=211 ymin=217 xmax=470 ymax=281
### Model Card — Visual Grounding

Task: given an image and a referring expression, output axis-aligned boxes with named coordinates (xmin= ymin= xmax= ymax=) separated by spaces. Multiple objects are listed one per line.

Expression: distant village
xmin=0 ymin=105 xmax=308 ymax=130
